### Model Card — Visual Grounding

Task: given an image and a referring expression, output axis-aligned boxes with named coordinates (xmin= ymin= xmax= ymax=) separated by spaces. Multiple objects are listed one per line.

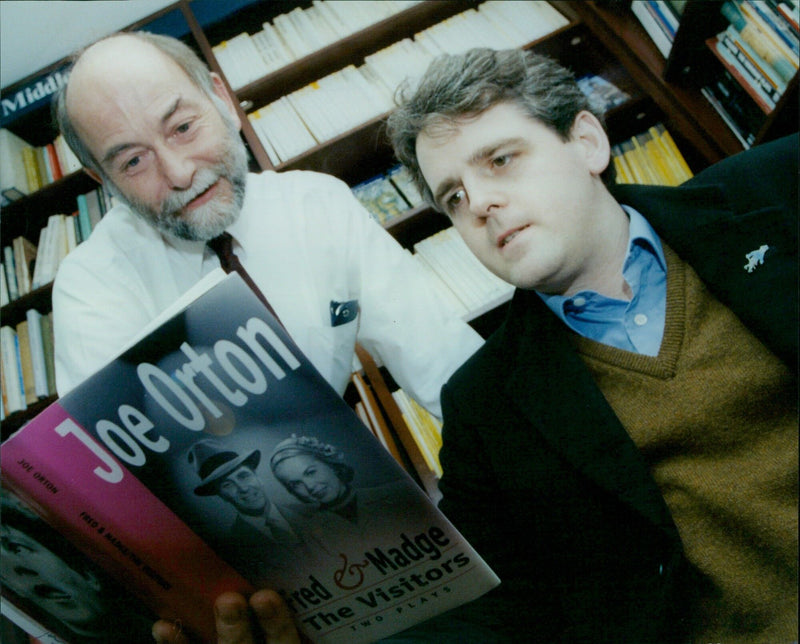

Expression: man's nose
xmin=158 ymin=147 xmax=196 ymax=190
xmin=466 ymin=177 xmax=507 ymax=219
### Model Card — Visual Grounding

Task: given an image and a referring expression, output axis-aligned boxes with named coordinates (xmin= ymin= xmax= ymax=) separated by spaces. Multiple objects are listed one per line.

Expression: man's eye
xmin=176 ymin=122 xmax=192 ymax=134
xmin=493 ymin=154 xmax=511 ymax=167
xmin=446 ymin=189 xmax=465 ymax=211
xmin=123 ymin=156 xmax=141 ymax=171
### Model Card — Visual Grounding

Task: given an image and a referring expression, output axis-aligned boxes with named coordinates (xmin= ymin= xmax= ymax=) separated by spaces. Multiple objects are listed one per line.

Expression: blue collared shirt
xmin=539 ymin=207 xmax=667 ymax=356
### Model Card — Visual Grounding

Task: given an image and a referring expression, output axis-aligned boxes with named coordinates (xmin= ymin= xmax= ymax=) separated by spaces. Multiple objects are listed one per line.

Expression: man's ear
xmin=569 ymin=110 xmax=611 ymax=177
xmin=210 ymin=72 xmax=242 ymax=131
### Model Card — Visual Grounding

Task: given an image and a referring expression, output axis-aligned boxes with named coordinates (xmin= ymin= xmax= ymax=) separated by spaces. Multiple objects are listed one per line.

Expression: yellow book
xmin=21 ymin=146 xmax=42 ymax=192
xmin=653 ymin=124 xmax=693 ymax=182
xmin=15 ymin=320 xmax=37 ymax=406
xmin=611 ymin=145 xmax=633 ymax=184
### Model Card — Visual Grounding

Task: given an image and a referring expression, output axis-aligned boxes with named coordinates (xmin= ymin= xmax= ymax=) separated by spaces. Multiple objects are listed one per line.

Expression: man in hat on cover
xmin=188 ymin=439 xmax=319 ymax=578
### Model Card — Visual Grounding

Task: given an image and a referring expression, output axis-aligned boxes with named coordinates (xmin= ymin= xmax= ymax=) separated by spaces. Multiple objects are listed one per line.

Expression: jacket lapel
xmin=501 ymin=291 xmax=679 ymax=535
xmin=613 ymin=182 xmax=798 ymax=367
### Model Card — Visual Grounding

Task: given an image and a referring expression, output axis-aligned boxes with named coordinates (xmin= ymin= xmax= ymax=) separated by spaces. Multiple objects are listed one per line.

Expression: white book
xmin=311 ymin=0 xmax=350 ymax=38
xmin=250 ymin=104 xmax=288 ymax=163
xmin=30 ymin=220 xmax=51 ymax=289
xmin=1 ymin=325 xmax=26 ymax=414
xmin=65 ymin=212 xmax=78 ymax=254
xmin=412 ymin=253 xmax=468 ymax=318
xmin=0 ymin=128 xmax=30 ymax=198
xmin=286 ymin=83 xmax=332 ymax=142
xmin=287 ymin=6 xmax=328 ymax=52
xmin=305 ymin=4 xmax=340 ymax=47
xmin=247 ymin=109 xmax=280 ymax=164
xmin=26 ymin=308 xmax=49 ymax=399
xmin=415 ymin=236 xmax=482 ymax=311
xmin=479 ymin=2 xmax=532 ymax=46
xmin=228 ymin=32 xmax=271 ymax=88
xmin=273 ymin=12 xmax=312 ymax=59
xmin=272 ymin=96 xmax=317 ymax=159
xmin=54 ymin=134 xmax=82 ymax=174
xmin=252 ymin=23 xmax=294 ymax=72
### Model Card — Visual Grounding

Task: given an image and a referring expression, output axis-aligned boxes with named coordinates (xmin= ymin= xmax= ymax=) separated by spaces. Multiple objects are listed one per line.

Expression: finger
xmin=152 ymin=619 xmax=190 ymax=644
xmin=215 ymin=592 xmax=256 ymax=644
xmin=249 ymin=589 xmax=303 ymax=644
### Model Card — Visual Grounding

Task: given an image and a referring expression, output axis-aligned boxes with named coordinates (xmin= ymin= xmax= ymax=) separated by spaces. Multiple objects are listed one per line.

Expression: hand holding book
xmin=153 ymin=590 xmax=305 ymax=644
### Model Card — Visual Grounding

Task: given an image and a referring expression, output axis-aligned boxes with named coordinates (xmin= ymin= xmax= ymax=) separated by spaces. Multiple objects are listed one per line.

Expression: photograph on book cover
xmin=1 ymin=489 xmax=156 ymax=643
xmin=1 ymin=274 xmax=498 ymax=644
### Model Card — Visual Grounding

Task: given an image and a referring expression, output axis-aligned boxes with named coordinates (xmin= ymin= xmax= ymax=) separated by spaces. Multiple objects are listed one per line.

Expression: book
xmin=1 ymin=270 xmax=499 ymax=644
xmin=12 ymin=236 xmax=37 ymax=297
xmin=0 ymin=128 xmax=30 ymax=203
xmin=25 ymin=309 xmax=49 ymax=399
xmin=351 ymin=174 xmax=410 ymax=226
xmin=0 ymin=325 xmax=25 ymax=414
xmin=4 ymin=245 xmax=19 ymax=300
xmin=15 ymin=320 xmax=37 ymax=406
xmin=707 ymin=35 xmax=775 ymax=113
xmin=631 ymin=0 xmax=675 ymax=57
xmin=1 ymin=488 xmax=157 ymax=643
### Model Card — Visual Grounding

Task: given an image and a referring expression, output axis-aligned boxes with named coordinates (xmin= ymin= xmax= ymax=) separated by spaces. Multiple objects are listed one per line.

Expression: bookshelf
xmin=2 ymin=0 xmax=791 ymax=452
xmin=572 ymin=1 xmax=798 ymax=162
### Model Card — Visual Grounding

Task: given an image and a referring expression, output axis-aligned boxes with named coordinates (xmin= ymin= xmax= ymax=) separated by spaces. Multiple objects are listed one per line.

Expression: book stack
xmin=413 ymin=227 xmax=515 ymax=321
xmin=1 ymin=187 xmax=114 ymax=306
xmin=704 ymin=1 xmax=798 ymax=146
xmin=247 ymin=1 xmax=569 ymax=164
xmin=611 ymin=123 xmax=694 ymax=187
xmin=0 ymin=130 xmax=81 ymax=204
xmin=630 ymin=1 xmax=685 ymax=58
xmin=1 ymin=309 xmax=56 ymax=418
xmin=212 ymin=1 xmax=421 ymax=90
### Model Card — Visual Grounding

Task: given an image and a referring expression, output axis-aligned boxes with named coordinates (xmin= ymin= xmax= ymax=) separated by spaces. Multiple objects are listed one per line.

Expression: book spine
xmin=1 ymin=402 xmax=254 ymax=643
xmin=708 ymin=36 xmax=775 ymax=113
xmin=719 ymin=31 xmax=783 ymax=102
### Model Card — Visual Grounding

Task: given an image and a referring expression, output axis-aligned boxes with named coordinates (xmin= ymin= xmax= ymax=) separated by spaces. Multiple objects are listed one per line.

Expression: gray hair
xmin=52 ymin=31 xmax=218 ymax=175
xmin=386 ymin=48 xmax=613 ymax=210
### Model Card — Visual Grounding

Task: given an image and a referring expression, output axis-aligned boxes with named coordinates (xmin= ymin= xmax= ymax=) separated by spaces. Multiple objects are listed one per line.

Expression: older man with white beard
xmin=51 ymin=31 xmax=482 ymax=416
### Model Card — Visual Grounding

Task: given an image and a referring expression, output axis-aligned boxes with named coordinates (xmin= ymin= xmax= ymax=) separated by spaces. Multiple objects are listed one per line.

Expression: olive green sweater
xmin=575 ymin=246 xmax=798 ymax=644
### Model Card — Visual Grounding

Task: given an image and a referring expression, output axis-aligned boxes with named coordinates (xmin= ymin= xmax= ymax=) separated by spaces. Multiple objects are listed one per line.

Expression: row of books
xmin=704 ymin=1 xmax=798 ymax=145
xmin=1 ymin=309 xmax=56 ymax=419
xmin=612 ymin=123 xmax=694 ymax=187
xmin=247 ymin=1 xmax=568 ymax=164
xmin=1 ymin=186 xmax=113 ymax=304
xmin=631 ymin=0 xmax=686 ymax=58
xmin=413 ymin=226 xmax=515 ymax=322
xmin=0 ymin=128 xmax=82 ymax=204
xmin=214 ymin=1 xmax=422 ymax=90
xmin=351 ymin=164 xmax=424 ymax=226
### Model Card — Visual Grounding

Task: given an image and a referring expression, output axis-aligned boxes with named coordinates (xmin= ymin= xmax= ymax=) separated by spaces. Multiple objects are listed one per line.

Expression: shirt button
xmin=572 ymin=296 xmax=586 ymax=307
xmin=634 ymin=313 xmax=648 ymax=326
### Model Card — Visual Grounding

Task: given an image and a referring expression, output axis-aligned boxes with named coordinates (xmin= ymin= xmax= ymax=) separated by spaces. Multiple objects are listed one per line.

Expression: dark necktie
xmin=207 ymin=232 xmax=285 ymax=328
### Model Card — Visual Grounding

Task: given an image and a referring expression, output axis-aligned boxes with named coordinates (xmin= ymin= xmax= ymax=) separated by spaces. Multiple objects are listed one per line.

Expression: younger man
xmin=386 ymin=48 xmax=797 ymax=643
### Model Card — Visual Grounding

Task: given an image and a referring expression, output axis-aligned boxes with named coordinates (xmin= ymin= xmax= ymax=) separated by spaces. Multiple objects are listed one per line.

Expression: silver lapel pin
xmin=744 ymin=244 xmax=770 ymax=273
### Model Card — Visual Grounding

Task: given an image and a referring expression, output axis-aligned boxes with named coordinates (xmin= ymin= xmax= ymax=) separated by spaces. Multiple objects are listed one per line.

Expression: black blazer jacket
xmin=437 ymin=134 xmax=798 ymax=643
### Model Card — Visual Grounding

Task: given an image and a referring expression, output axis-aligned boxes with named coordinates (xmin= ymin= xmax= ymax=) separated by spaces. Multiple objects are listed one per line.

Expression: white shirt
xmin=53 ymin=170 xmax=483 ymax=417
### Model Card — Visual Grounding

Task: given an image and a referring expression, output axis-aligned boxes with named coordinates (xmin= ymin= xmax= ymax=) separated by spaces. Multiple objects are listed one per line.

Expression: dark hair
xmin=386 ymin=47 xmax=614 ymax=209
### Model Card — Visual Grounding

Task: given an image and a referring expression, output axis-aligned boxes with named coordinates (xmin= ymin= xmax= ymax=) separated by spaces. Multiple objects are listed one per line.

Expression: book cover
xmin=1 ymin=488 xmax=157 ymax=643
xmin=1 ymin=272 xmax=499 ymax=644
